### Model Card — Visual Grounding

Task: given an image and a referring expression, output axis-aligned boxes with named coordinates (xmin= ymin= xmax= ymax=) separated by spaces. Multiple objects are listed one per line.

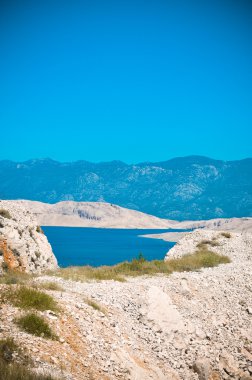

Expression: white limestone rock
xmin=0 ymin=200 xmax=58 ymax=274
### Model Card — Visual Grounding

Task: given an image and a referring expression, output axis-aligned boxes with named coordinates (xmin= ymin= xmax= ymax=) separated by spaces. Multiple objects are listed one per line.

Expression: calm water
xmin=43 ymin=227 xmax=183 ymax=267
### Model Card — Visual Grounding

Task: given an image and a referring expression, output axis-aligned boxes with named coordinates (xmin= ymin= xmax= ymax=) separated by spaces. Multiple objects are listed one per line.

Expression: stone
xmin=192 ymin=358 xmax=211 ymax=380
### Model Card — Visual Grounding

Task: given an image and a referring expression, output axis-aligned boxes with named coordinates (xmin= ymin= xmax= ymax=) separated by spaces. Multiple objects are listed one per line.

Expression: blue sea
xmin=43 ymin=227 xmax=183 ymax=267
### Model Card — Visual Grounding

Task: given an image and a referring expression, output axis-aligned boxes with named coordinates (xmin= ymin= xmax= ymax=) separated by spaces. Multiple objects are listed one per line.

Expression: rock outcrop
xmin=0 ymin=200 xmax=58 ymax=274
xmin=165 ymin=228 xmax=252 ymax=261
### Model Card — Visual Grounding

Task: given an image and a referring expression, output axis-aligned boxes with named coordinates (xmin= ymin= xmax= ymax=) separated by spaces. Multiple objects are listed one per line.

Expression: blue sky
xmin=0 ymin=0 xmax=252 ymax=163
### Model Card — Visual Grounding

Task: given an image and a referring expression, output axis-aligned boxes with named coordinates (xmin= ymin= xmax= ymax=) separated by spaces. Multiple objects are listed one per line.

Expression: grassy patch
xmin=37 ymin=282 xmax=63 ymax=292
xmin=55 ymin=249 xmax=230 ymax=282
xmin=2 ymin=286 xmax=59 ymax=312
xmin=221 ymin=232 xmax=231 ymax=238
xmin=16 ymin=313 xmax=56 ymax=339
xmin=196 ymin=239 xmax=220 ymax=249
xmin=0 ymin=209 xmax=11 ymax=219
xmin=0 ymin=359 xmax=56 ymax=380
xmin=53 ymin=265 xmax=127 ymax=282
xmin=85 ymin=298 xmax=106 ymax=314
xmin=167 ymin=248 xmax=230 ymax=272
xmin=0 ymin=271 xmax=32 ymax=285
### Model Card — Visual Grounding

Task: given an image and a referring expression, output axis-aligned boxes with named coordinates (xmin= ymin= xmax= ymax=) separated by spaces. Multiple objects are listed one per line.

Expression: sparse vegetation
xmin=15 ymin=313 xmax=56 ymax=339
xmin=2 ymin=286 xmax=59 ymax=312
xmin=0 ymin=361 xmax=56 ymax=380
xmin=167 ymin=248 xmax=230 ymax=272
xmin=55 ymin=249 xmax=230 ymax=282
xmin=0 ymin=338 xmax=20 ymax=363
xmin=85 ymin=298 xmax=106 ymax=314
xmin=221 ymin=232 xmax=231 ymax=238
xmin=0 ymin=209 xmax=11 ymax=219
xmin=196 ymin=239 xmax=220 ymax=249
xmin=0 ymin=336 xmax=55 ymax=379
xmin=0 ymin=271 xmax=31 ymax=285
xmin=38 ymin=281 xmax=63 ymax=291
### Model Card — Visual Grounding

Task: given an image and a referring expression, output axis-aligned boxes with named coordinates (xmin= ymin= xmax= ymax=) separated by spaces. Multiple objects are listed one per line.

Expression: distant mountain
xmin=0 ymin=156 xmax=251 ymax=220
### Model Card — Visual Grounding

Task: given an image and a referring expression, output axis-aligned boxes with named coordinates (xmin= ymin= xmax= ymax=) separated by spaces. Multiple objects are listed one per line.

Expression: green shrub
xmin=3 ymin=286 xmax=59 ymax=312
xmin=0 ymin=209 xmax=11 ymax=219
xmin=16 ymin=313 xmax=56 ymax=339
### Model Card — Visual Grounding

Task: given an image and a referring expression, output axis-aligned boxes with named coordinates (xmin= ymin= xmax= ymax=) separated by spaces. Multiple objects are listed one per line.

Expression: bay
xmin=43 ymin=227 xmax=183 ymax=267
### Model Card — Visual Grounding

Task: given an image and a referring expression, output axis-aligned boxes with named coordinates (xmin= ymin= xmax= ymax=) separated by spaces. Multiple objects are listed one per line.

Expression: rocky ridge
xmin=12 ymin=200 xmax=176 ymax=229
xmin=0 ymin=229 xmax=251 ymax=379
xmin=0 ymin=200 xmax=58 ymax=273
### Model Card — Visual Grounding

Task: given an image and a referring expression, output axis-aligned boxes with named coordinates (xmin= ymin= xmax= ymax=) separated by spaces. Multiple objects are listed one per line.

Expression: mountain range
xmin=0 ymin=156 xmax=251 ymax=220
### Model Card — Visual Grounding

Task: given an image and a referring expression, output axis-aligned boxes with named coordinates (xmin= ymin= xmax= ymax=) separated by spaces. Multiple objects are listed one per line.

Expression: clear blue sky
xmin=1 ymin=0 xmax=252 ymax=163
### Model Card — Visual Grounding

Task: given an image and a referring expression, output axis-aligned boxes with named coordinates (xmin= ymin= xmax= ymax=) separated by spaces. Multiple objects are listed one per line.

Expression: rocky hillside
xmin=175 ymin=217 xmax=252 ymax=233
xmin=14 ymin=200 xmax=176 ymax=229
xmin=0 ymin=200 xmax=58 ymax=273
xmin=0 ymin=156 xmax=251 ymax=220
xmin=0 ymin=229 xmax=251 ymax=380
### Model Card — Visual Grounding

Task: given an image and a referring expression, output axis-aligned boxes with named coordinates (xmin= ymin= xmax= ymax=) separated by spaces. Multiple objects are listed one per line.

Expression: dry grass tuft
xmin=0 ymin=209 xmax=11 ymax=219
xmin=196 ymin=239 xmax=220 ymax=249
xmin=221 ymin=232 xmax=231 ymax=238
xmin=85 ymin=298 xmax=107 ymax=314
xmin=37 ymin=282 xmax=63 ymax=292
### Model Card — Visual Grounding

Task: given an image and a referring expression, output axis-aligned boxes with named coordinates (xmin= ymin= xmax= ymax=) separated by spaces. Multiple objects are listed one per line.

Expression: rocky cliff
xmin=0 ymin=200 xmax=58 ymax=274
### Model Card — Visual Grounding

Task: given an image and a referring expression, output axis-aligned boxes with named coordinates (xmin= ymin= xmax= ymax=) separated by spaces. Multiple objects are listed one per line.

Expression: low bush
xmin=16 ymin=313 xmax=56 ymax=339
xmin=3 ymin=286 xmax=59 ymax=312
xmin=0 ymin=209 xmax=11 ymax=219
